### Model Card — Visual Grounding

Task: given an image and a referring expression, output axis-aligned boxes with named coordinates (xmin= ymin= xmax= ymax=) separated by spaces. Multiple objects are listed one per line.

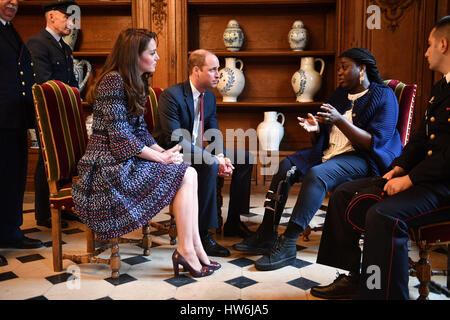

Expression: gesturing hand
xmin=297 ymin=113 xmax=319 ymax=133
xmin=316 ymin=104 xmax=342 ymax=125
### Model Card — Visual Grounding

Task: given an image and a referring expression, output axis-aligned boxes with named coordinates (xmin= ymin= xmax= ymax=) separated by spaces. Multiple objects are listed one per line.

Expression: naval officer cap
xmin=42 ymin=0 xmax=78 ymax=15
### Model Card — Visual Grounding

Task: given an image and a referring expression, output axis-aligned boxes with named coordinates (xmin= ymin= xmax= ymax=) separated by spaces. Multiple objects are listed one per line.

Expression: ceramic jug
xmin=288 ymin=20 xmax=309 ymax=51
xmin=257 ymin=111 xmax=285 ymax=151
xmin=62 ymin=29 xmax=79 ymax=51
xmin=291 ymin=57 xmax=325 ymax=102
xmin=217 ymin=57 xmax=245 ymax=102
xmin=223 ymin=19 xmax=244 ymax=52
xmin=73 ymin=58 xmax=92 ymax=92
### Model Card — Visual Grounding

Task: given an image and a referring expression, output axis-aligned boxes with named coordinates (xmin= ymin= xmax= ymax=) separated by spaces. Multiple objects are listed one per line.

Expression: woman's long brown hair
xmin=87 ymin=28 xmax=157 ymax=116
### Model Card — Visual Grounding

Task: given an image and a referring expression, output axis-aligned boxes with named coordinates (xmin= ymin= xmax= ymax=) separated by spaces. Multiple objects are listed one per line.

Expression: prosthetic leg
xmin=264 ymin=166 xmax=298 ymax=234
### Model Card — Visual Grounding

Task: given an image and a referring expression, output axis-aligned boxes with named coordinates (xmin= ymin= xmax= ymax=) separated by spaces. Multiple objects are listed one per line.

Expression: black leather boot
xmin=254 ymin=235 xmax=297 ymax=271
xmin=310 ymin=272 xmax=359 ymax=299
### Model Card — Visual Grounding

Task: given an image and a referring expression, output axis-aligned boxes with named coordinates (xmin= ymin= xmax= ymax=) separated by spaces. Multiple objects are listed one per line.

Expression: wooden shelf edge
xmin=190 ymin=50 xmax=336 ymax=57
xmin=187 ymin=0 xmax=336 ymax=5
xmin=19 ymin=0 xmax=132 ymax=7
xmin=217 ymin=101 xmax=324 ymax=107
xmin=73 ymin=51 xmax=110 ymax=57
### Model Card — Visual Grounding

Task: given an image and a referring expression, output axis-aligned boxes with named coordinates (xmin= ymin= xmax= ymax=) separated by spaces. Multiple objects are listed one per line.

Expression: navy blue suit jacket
xmin=0 ymin=23 xmax=36 ymax=129
xmin=26 ymin=29 xmax=78 ymax=87
xmin=153 ymin=80 xmax=223 ymax=163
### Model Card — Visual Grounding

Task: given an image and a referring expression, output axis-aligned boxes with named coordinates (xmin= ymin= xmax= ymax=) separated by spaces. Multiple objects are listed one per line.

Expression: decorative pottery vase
xmin=288 ymin=20 xmax=309 ymax=51
xmin=257 ymin=111 xmax=285 ymax=151
xmin=217 ymin=57 xmax=245 ymax=102
xmin=73 ymin=58 xmax=92 ymax=92
xmin=291 ymin=57 xmax=325 ymax=102
xmin=223 ymin=19 xmax=244 ymax=52
xmin=62 ymin=28 xmax=79 ymax=51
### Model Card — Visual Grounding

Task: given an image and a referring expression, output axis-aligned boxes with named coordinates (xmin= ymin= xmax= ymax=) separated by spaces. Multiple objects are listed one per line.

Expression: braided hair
xmin=339 ymin=48 xmax=383 ymax=84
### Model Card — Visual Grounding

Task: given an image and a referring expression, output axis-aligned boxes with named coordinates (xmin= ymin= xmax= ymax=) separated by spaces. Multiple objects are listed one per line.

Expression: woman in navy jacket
xmin=233 ymin=48 xmax=403 ymax=271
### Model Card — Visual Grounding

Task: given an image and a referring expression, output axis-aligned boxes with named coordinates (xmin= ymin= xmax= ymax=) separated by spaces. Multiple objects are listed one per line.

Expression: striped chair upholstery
xmin=144 ymin=86 xmax=163 ymax=133
xmin=384 ymin=79 xmax=417 ymax=146
xmin=32 ymin=80 xmax=88 ymax=206
xmin=32 ymin=80 xmax=88 ymax=272
xmin=33 ymin=80 xmax=152 ymax=278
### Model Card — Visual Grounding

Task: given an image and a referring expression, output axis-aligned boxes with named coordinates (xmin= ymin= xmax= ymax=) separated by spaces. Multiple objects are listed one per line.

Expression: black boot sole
xmin=310 ymin=288 xmax=358 ymax=300
xmin=254 ymin=256 xmax=296 ymax=271
xmin=232 ymin=243 xmax=271 ymax=255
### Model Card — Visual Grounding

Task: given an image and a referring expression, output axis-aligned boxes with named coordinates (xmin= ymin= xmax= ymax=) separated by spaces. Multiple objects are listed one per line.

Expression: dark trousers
xmin=316 ymin=177 xmax=450 ymax=300
xmin=192 ymin=150 xmax=253 ymax=235
xmin=0 ymin=129 xmax=28 ymax=243
xmin=34 ymin=147 xmax=50 ymax=222
xmin=191 ymin=160 xmax=220 ymax=234
xmin=263 ymin=152 xmax=370 ymax=231
xmin=225 ymin=149 xmax=253 ymax=225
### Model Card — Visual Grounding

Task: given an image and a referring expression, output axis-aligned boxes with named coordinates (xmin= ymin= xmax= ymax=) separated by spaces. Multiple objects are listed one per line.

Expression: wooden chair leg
xmin=302 ymin=226 xmax=312 ymax=241
xmin=86 ymin=227 xmax=95 ymax=254
xmin=416 ymin=241 xmax=431 ymax=300
xmin=110 ymin=238 xmax=120 ymax=279
xmin=169 ymin=215 xmax=177 ymax=245
xmin=51 ymin=206 xmax=63 ymax=272
xmin=142 ymin=223 xmax=151 ymax=256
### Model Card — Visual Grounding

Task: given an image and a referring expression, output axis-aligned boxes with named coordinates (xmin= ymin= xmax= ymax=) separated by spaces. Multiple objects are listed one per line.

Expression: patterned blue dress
xmin=72 ymin=72 xmax=189 ymax=240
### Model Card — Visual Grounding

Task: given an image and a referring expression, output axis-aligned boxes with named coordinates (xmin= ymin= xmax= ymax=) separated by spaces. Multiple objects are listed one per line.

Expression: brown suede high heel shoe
xmin=172 ymin=250 xmax=214 ymax=278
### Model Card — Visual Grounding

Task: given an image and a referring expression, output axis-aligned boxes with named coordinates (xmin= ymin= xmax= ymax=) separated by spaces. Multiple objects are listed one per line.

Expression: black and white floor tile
xmin=0 ymin=193 xmax=448 ymax=301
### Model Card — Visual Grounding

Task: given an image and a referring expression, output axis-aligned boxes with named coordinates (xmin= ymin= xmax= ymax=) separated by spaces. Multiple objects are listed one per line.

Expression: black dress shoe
xmin=223 ymin=221 xmax=254 ymax=238
xmin=310 ymin=273 xmax=359 ymax=299
xmin=201 ymin=233 xmax=230 ymax=257
xmin=37 ymin=218 xmax=69 ymax=229
xmin=0 ymin=255 xmax=7 ymax=267
xmin=233 ymin=229 xmax=277 ymax=255
xmin=0 ymin=236 xmax=44 ymax=249
xmin=254 ymin=235 xmax=297 ymax=271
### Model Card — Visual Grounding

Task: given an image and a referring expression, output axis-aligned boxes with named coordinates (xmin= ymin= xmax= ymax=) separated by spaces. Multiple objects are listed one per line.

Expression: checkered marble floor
xmin=0 ymin=192 xmax=448 ymax=301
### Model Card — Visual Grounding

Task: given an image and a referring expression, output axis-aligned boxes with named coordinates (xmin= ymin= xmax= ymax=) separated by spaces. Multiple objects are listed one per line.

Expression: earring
xmin=360 ymin=71 xmax=364 ymax=85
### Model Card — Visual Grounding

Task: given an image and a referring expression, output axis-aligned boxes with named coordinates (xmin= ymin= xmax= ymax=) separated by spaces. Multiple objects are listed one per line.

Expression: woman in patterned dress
xmin=73 ymin=29 xmax=218 ymax=277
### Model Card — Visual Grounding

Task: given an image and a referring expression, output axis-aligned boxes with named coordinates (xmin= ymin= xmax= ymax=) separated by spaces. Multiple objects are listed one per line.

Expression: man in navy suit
xmin=26 ymin=0 xmax=78 ymax=229
xmin=153 ymin=49 xmax=253 ymax=257
xmin=0 ymin=0 xmax=43 ymax=254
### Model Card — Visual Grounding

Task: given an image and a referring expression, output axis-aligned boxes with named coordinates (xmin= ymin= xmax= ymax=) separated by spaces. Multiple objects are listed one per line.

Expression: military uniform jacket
xmin=26 ymin=29 xmax=78 ymax=87
xmin=392 ymin=78 xmax=450 ymax=185
xmin=0 ymin=22 xmax=36 ymax=129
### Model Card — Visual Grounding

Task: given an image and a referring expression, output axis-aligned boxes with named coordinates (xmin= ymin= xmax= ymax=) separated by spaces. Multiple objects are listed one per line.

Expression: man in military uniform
xmin=0 ymin=0 xmax=43 ymax=257
xmin=310 ymin=15 xmax=450 ymax=300
xmin=26 ymin=0 xmax=79 ymax=228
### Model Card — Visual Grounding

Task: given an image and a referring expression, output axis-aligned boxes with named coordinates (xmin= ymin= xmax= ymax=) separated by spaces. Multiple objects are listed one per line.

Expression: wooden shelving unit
xmin=183 ymin=0 xmax=337 ymax=153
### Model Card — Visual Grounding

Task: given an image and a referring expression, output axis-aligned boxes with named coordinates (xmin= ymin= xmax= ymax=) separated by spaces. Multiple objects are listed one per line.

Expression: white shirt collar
xmin=0 ymin=18 xmax=8 ymax=26
xmin=445 ymin=72 xmax=450 ymax=84
xmin=45 ymin=26 xmax=62 ymax=43
xmin=189 ymin=80 xmax=202 ymax=100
